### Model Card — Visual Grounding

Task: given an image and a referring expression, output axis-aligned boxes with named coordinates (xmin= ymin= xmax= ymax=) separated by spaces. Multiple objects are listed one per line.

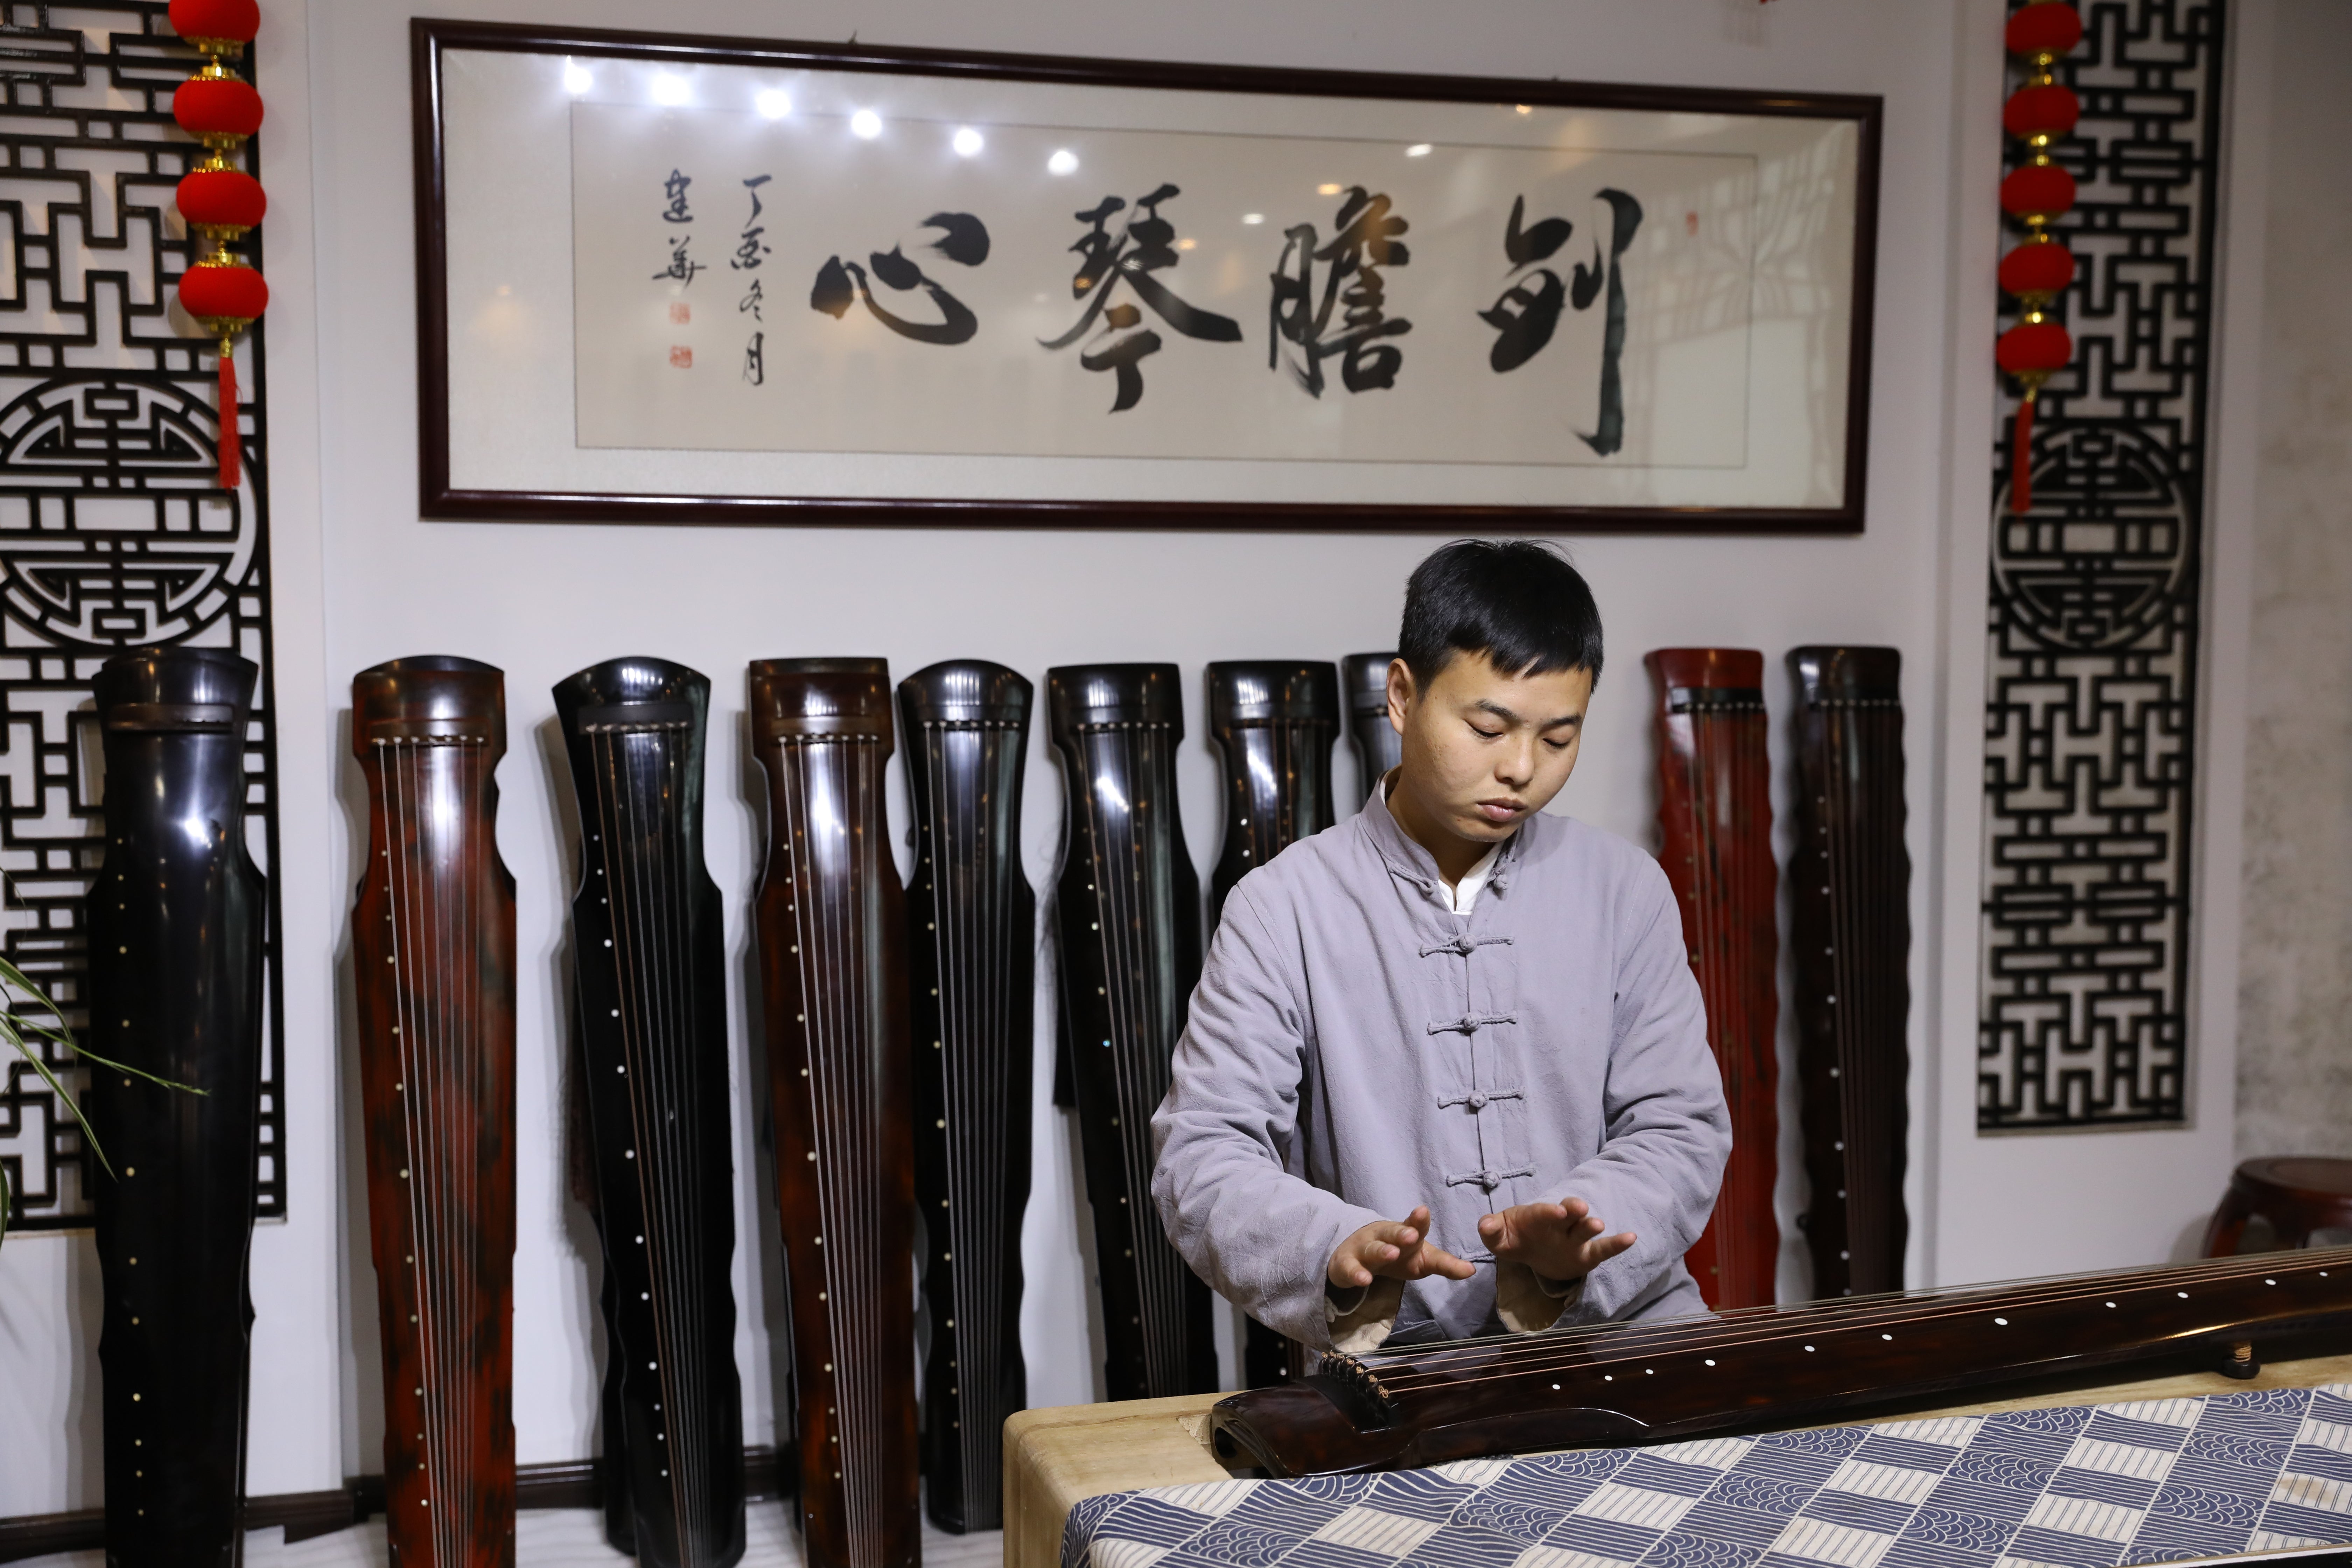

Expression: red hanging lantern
xmin=169 ymin=0 xmax=264 ymax=490
xmin=1998 ymin=0 xmax=2083 ymax=513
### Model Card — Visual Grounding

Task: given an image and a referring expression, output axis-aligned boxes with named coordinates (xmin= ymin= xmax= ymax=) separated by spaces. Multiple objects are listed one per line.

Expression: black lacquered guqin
xmin=1789 ymin=647 xmax=1910 ymax=1298
xmin=1210 ymin=1248 xmax=2352 ymax=1477
xmin=900 ymin=660 xmax=1035 ymax=1533
xmin=749 ymin=659 xmax=917 ymax=1568
xmin=1341 ymin=652 xmax=1400 ymax=791
xmin=554 ymin=658 xmax=745 ymax=1568
xmin=87 ymin=647 xmax=266 ymax=1568
xmin=1049 ymin=664 xmax=1216 ymax=1400
xmin=1204 ymin=660 xmax=1338 ymax=1390
xmin=350 ymin=657 xmax=517 ymax=1568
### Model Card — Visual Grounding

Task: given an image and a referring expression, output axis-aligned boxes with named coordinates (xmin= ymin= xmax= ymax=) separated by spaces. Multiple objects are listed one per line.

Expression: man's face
xmin=1387 ymin=651 xmax=1594 ymax=848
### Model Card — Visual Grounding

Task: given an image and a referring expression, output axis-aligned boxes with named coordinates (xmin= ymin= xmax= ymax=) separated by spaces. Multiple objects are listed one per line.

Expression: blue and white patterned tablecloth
xmin=1063 ymin=1384 xmax=2352 ymax=1568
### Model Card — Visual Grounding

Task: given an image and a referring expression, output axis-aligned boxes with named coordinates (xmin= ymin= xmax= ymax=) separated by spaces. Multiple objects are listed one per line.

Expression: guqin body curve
xmin=899 ymin=660 xmax=1035 ymax=1534
xmin=1048 ymin=664 xmax=1216 ymax=1400
xmin=350 ymin=656 xmax=517 ymax=1568
xmin=1205 ymin=660 xmax=1338 ymax=1391
xmin=1645 ymin=649 xmax=1778 ymax=1311
xmin=1341 ymin=652 xmax=1400 ymax=791
xmin=749 ymin=659 xmax=917 ymax=1568
xmin=1790 ymin=647 xmax=1910 ymax=1298
xmin=553 ymin=658 xmax=745 ymax=1568
xmin=1208 ymin=1247 xmax=2352 ymax=1477
xmin=87 ymin=647 xmax=266 ymax=1568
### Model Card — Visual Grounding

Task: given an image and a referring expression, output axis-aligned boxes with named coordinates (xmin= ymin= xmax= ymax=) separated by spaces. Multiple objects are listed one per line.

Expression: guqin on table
xmin=1646 ymin=648 xmax=1778 ymax=1311
xmin=750 ymin=658 xmax=917 ymax=1568
xmin=554 ymin=658 xmax=745 ymax=1568
xmin=899 ymin=659 xmax=1036 ymax=1534
xmin=1789 ymin=646 xmax=1910 ymax=1298
xmin=1209 ymin=1248 xmax=2352 ymax=1477
xmin=1204 ymin=660 xmax=1339 ymax=1391
xmin=350 ymin=657 xmax=517 ymax=1568
xmin=86 ymin=648 xmax=267 ymax=1568
xmin=1049 ymin=664 xmax=1217 ymax=1400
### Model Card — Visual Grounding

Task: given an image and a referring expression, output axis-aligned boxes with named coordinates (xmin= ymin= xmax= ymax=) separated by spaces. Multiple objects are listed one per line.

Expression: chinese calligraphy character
xmin=1040 ymin=184 xmax=1241 ymax=412
xmin=743 ymin=331 xmax=765 ymax=386
xmin=1268 ymin=186 xmax=1412 ymax=397
xmin=739 ymin=277 xmax=765 ymax=322
xmin=810 ymin=212 xmax=991 ymax=345
xmin=734 ymin=174 xmax=771 ymax=273
xmin=1478 ymin=189 xmax=1643 ymax=455
xmin=652 ymin=234 xmax=706 ymax=286
xmin=661 ymin=169 xmax=694 ymax=224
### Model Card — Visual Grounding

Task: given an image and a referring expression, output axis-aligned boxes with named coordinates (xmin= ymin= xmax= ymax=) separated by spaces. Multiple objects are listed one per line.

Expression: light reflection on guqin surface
xmin=350 ymin=657 xmax=517 ymax=1568
xmin=750 ymin=659 xmax=917 ymax=1568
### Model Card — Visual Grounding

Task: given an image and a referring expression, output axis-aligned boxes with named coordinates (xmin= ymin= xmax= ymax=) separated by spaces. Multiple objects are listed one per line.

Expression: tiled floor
xmin=15 ymin=1503 xmax=1007 ymax=1568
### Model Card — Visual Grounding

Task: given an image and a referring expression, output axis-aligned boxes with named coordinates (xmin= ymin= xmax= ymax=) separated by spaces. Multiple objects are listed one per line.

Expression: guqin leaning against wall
xmin=749 ymin=659 xmax=917 ymax=1568
xmin=1789 ymin=646 xmax=1910 ymax=1297
xmin=554 ymin=658 xmax=746 ymax=1568
xmin=1049 ymin=664 xmax=1218 ymax=1400
xmin=899 ymin=659 xmax=1036 ymax=1534
xmin=349 ymin=657 xmax=518 ymax=1568
xmin=86 ymin=647 xmax=267 ymax=1568
xmin=1646 ymin=648 xmax=1779 ymax=1311
xmin=1204 ymin=659 xmax=1340 ymax=1390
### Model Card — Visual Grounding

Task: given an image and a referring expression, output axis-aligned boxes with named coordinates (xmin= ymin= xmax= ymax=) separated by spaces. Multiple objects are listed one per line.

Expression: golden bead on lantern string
xmin=168 ymin=0 xmax=265 ymax=490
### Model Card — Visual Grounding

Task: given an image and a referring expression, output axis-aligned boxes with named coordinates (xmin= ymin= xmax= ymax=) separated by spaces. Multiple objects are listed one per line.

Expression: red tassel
xmin=2010 ymin=391 xmax=2035 ymax=513
xmin=217 ymin=345 xmax=238 ymax=490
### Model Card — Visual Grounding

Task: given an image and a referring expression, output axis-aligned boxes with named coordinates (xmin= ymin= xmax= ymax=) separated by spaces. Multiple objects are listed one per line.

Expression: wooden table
xmin=1002 ymin=1352 xmax=2352 ymax=1568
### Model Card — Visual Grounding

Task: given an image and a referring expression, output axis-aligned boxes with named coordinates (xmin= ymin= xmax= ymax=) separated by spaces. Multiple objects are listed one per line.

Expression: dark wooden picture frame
xmin=412 ymin=18 xmax=1882 ymax=532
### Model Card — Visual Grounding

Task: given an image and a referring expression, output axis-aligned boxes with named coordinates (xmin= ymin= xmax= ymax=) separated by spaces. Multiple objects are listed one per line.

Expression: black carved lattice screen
xmin=0 ymin=3 xmax=281 ymax=1226
xmin=1978 ymin=0 xmax=2221 ymax=1129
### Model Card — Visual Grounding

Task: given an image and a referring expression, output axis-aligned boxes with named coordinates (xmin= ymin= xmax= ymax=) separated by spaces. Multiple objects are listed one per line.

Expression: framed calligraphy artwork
xmin=413 ymin=21 xmax=1881 ymax=531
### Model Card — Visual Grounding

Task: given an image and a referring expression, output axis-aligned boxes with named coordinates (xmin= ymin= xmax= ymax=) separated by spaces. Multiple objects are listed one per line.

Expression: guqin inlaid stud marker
xmin=1341 ymin=652 xmax=1401 ymax=792
xmin=899 ymin=660 xmax=1035 ymax=1534
xmin=87 ymin=646 xmax=266 ymax=1568
xmin=350 ymin=657 xmax=517 ymax=1568
xmin=1048 ymin=664 xmax=1217 ymax=1401
xmin=553 ymin=659 xmax=745 ymax=1568
xmin=749 ymin=659 xmax=918 ymax=1568
xmin=1646 ymin=649 xmax=1778 ymax=1311
xmin=1205 ymin=661 xmax=1338 ymax=1390
xmin=1789 ymin=646 xmax=1910 ymax=1298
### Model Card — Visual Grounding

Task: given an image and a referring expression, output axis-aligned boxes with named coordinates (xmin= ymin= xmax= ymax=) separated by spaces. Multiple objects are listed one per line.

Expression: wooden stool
xmin=2202 ymin=1157 xmax=2352 ymax=1255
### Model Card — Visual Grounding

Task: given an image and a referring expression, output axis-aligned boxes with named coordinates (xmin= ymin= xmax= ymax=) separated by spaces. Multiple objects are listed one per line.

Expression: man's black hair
xmin=1398 ymin=539 xmax=1605 ymax=689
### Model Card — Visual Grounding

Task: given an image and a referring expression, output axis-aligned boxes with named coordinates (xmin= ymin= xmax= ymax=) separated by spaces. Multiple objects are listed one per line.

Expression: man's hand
xmin=1478 ymin=1197 xmax=1636 ymax=1284
xmin=1327 ymin=1204 xmax=1478 ymax=1290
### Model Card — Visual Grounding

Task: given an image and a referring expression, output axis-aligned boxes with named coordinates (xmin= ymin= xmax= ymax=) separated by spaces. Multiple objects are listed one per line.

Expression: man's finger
xmin=1415 ymin=1243 xmax=1478 ymax=1281
xmin=1582 ymin=1230 xmax=1638 ymax=1268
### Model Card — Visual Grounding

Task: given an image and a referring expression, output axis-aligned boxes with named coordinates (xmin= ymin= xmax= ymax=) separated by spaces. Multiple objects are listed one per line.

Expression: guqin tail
xmin=750 ymin=660 xmax=918 ymax=1568
xmin=350 ymin=657 xmax=517 ymax=1568
xmin=1790 ymin=647 xmax=1910 ymax=1297
xmin=900 ymin=661 xmax=1035 ymax=1533
xmin=554 ymin=659 xmax=746 ymax=1568
xmin=88 ymin=648 xmax=266 ymax=1568
xmin=1646 ymin=649 xmax=1779 ymax=1310
xmin=1205 ymin=661 xmax=1339 ymax=1390
xmin=1048 ymin=664 xmax=1217 ymax=1401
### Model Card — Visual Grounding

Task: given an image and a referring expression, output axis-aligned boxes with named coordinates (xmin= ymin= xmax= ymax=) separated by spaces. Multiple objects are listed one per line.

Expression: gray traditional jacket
xmin=1150 ymin=788 xmax=1730 ymax=1350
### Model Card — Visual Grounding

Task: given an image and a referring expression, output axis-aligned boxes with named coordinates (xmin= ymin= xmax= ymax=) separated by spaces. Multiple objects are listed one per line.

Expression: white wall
xmin=0 ymin=0 xmax=2272 ymax=1518
xmin=2236 ymin=0 xmax=2352 ymax=1162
